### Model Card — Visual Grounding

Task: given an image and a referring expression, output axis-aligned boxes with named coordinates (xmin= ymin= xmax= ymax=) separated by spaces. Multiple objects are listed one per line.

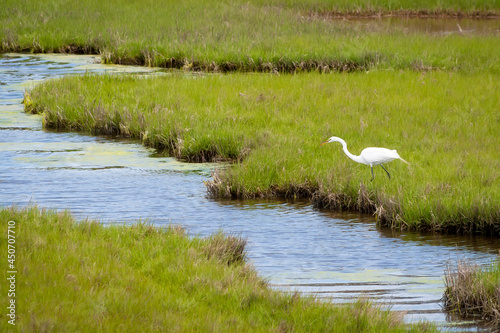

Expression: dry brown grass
xmin=444 ymin=260 xmax=500 ymax=327
xmin=203 ymin=231 xmax=247 ymax=266
xmin=205 ymin=168 xmax=234 ymax=198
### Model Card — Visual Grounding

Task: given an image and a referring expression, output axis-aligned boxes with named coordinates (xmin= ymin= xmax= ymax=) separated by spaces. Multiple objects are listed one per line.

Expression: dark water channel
xmin=1 ymin=54 xmax=499 ymax=331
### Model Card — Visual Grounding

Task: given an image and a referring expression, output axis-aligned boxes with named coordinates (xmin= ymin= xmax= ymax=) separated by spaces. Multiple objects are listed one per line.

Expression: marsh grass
xmin=444 ymin=259 xmax=500 ymax=326
xmin=25 ymin=70 xmax=500 ymax=234
xmin=0 ymin=206 xmax=434 ymax=332
xmin=1 ymin=0 xmax=500 ymax=73
xmin=203 ymin=231 xmax=248 ymax=266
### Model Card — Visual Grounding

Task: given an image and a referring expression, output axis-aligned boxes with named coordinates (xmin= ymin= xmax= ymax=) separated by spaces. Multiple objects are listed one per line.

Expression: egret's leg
xmin=370 ymin=166 xmax=374 ymax=181
xmin=381 ymin=164 xmax=391 ymax=180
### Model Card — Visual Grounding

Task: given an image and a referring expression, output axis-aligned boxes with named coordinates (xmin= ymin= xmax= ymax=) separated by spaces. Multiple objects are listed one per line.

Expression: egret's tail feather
xmin=399 ymin=157 xmax=410 ymax=165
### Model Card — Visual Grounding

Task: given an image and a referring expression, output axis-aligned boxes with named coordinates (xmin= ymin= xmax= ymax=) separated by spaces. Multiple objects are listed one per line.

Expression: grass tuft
xmin=203 ymin=231 xmax=248 ymax=266
xmin=444 ymin=259 xmax=500 ymax=327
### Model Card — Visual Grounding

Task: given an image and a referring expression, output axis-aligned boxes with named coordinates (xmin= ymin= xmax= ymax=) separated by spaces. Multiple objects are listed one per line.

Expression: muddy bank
xmin=206 ymin=172 xmax=500 ymax=237
xmin=312 ymin=9 xmax=500 ymax=19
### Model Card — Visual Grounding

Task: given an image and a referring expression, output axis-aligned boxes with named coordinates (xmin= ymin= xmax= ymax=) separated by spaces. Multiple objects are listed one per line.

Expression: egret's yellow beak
xmin=321 ymin=141 xmax=329 ymax=146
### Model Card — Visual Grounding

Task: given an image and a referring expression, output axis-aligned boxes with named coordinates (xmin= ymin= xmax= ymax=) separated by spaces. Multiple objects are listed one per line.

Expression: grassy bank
xmin=25 ymin=71 xmax=500 ymax=235
xmin=1 ymin=0 xmax=500 ymax=73
xmin=0 ymin=206 xmax=433 ymax=332
xmin=444 ymin=260 xmax=500 ymax=327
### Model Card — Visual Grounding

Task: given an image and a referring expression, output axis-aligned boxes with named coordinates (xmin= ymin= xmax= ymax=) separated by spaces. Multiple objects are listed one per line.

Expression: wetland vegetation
xmin=2 ymin=0 xmax=500 ymax=327
xmin=7 ymin=0 xmax=500 ymax=234
xmin=25 ymin=71 xmax=500 ymax=236
xmin=0 ymin=206 xmax=434 ymax=332
xmin=1 ymin=0 xmax=499 ymax=73
xmin=444 ymin=260 xmax=500 ymax=326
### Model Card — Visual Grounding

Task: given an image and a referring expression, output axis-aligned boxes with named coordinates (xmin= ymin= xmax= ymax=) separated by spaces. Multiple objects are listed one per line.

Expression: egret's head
xmin=321 ymin=136 xmax=341 ymax=145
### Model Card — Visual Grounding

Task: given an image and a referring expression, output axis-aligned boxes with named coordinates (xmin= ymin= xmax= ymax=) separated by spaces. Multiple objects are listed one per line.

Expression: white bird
xmin=321 ymin=136 xmax=409 ymax=181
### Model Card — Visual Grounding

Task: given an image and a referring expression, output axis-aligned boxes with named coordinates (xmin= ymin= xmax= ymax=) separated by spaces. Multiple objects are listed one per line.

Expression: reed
xmin=25 ymin=70 xmax=500 ymax=235
xmin=0 ymin=206 xmax=434 ymax=332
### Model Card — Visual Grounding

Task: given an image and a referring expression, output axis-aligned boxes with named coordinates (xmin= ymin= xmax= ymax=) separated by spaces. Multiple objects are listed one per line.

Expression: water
xmin=334 ymin=17 xmax=500 ymax=35
xmin=1 ymin=54 xmax=499 ymax=331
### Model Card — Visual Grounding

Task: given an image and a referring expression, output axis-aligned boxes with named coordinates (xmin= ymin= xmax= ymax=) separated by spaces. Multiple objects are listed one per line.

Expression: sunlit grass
xmin=1 ymin=0 xmax=499 ymax=73
xmin=25 ymin=70 xmax=500 ymax=234
xmin=0 ymin=206 xmax=435 ymax=332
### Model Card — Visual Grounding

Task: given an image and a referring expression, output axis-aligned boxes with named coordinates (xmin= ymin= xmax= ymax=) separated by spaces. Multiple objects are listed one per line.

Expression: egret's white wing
xmin=360 ymin=147 xmax=400 ymax=165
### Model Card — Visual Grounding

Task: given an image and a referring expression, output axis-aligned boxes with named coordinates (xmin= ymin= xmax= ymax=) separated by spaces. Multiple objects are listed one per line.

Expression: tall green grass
xmin=25 ymin=70 xmax=500 ymax=234
xmin=0 ymin=206 xmax=434 ymax=332
xmin=2 ymin=0 xmax=499 ymax=73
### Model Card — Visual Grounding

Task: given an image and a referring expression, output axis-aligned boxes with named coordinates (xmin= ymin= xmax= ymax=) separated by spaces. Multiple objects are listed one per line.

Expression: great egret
xmin=321 ymin=136 xmax=409 ymax=181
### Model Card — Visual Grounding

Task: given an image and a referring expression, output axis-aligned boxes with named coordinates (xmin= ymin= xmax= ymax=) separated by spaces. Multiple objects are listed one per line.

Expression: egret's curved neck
xmin=336 ymin=138 xmax=364 ymax=164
